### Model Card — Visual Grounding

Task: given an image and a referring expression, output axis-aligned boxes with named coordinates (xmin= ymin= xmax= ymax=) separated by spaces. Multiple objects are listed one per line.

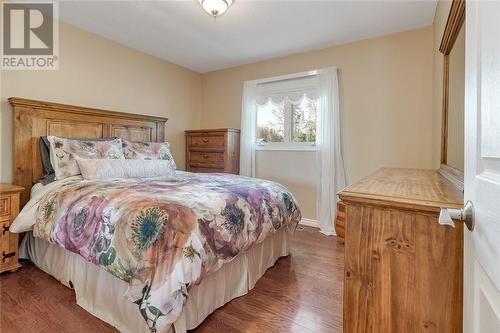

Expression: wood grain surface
xmin=0 ymin=185 xmax=24 ymax=195
xmin=340 ymin=168 xmax=464 ymax=333
xmin=335 ymin=201 xmax=346 ymax=243
xmin=0 ymin=186 xmax=23 ymax=273
xmin=0 ymin=226 xmax=344 ymax=333
xmin=339 ymin=168 xmax=463 ymax=213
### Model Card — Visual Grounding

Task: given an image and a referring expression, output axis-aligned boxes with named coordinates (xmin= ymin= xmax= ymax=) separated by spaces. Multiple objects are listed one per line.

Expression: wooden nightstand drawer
xmin=189 ymin=135 xmax=225 ymax=148
xmin=0 ymin=217 xmax=10 ymax=233
xmin=0 ymin=218 xmax=19 ymax=272
xmin=0 ymin=196 xmax=10 ymax=217
xmin=189 ymin=151 xmax=224 ymax=165
xmin=188 ymin=166 xmax=224 ymax=173
xmin=0 ymin=184 xmax=24 ymax=274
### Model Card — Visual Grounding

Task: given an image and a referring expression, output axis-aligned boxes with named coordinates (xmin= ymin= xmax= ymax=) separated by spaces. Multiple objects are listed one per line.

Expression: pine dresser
xmin=338 ymin=168 xmax=464 ymax=333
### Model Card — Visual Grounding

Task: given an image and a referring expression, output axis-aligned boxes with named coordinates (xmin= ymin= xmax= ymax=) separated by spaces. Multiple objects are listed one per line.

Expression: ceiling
xmin=59 ymin=0 xmax=437 ymax=73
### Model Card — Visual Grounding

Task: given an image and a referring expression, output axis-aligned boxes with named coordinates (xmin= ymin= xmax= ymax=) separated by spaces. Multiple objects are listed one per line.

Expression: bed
xmin=9 ymin=98 xmax=301 ymax=333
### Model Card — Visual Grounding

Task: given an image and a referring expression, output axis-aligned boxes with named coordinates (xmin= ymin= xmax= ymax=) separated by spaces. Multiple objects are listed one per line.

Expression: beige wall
xmin=255 ymin=150 xmax=317 ymax=220
xmin=201 ymin=27 xmax=434 ymax=220
xmin=1 ymin=21 xmax=202 ymax=183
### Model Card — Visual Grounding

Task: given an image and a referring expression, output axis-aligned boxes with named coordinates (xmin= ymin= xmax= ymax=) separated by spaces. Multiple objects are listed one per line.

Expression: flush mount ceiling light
xmin=199 ymin=0 xmax=233 ymax=17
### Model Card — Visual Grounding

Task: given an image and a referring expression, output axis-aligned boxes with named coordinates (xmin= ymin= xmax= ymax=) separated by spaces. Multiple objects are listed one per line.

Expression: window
xmin=291 ymin=97 xmax=317 ymax=143
xmin=256 ymin=100 xmax=285 ymax=143
xmin=255 ymin=75 xmax=319 ymax=151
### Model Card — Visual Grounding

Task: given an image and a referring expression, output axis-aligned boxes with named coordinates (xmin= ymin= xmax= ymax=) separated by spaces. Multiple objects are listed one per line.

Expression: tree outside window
xmin=256 ymin=96 xmax=317 ymax=146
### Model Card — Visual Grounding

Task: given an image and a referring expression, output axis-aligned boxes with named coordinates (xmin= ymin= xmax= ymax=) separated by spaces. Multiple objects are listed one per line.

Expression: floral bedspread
xmin=33 ymin=172 xmax=301 ymax=332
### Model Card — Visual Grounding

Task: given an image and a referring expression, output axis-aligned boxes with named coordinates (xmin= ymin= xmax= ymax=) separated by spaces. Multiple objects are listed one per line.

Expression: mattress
xmin=20 ymin=228 xmax=290 ymax=333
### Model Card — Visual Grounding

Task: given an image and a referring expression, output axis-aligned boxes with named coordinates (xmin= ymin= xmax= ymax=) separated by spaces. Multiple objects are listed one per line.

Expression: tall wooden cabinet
xmin=338 ymin=168 xmax=463 ymax=333
xmin=185 ymin=128 xmax=240 ymax=174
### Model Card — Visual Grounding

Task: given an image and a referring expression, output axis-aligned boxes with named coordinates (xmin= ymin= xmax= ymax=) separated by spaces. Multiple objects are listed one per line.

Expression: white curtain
xmin=316 ymin=67 xmax=346 ymax=236
xmin=240 ymin=80 xmax=258 ymax=177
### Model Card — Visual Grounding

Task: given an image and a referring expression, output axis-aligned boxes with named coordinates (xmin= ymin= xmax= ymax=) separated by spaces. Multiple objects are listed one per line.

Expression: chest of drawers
xmin=185 ymin=128 xmax=240 ymax=174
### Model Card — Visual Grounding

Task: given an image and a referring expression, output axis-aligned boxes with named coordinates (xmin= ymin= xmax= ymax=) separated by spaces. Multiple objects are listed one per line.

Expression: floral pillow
xmin=122 ymin=140 xmax=176 ymax=170
xmin=48 ymin=136 xmax=125 ymax=179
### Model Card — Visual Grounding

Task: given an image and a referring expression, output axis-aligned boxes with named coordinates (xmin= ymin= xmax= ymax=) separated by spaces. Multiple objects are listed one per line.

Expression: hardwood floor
xmin=0 ymin=226 xmax=344 ymax=333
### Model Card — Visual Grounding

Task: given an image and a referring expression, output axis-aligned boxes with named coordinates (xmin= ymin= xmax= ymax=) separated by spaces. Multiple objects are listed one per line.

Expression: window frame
xmin=255 ymin=94 xmax=318 ymax=152
xmin=255 ymin=142 xmax=316 ymax=152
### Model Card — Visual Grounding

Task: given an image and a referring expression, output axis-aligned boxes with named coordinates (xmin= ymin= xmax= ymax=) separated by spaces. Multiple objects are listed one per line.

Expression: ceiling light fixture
xmin=199 ymin=0 xmax=233 ymax=17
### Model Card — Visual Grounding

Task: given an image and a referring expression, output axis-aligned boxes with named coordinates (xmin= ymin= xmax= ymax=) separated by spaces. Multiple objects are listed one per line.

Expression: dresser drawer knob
xmin=202 ymin=154 xmax=209 ymax=159
xmin=202 ymin=139 xmax=209 ymax=143
xmin=2 ymin=251 xmax=15 ymax=262
xmin=2 ymin=224 xmax=8 ymax=235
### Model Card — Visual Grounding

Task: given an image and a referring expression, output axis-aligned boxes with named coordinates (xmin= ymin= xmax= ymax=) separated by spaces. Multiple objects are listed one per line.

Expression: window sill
xmin=255 ymin=144 xmax=316 ymax=152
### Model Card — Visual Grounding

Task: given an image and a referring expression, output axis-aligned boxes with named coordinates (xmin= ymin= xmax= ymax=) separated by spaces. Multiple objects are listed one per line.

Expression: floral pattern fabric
xmin=122 ymin=140 xmax=176 ymax=171
xmin=33 ymin=172 xmax=301 ymax=332
xmin=48 ymin=136 xmax=124 ymax=180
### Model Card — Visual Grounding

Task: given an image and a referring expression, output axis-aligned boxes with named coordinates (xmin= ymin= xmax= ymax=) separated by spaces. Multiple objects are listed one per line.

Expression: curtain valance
xmin=255 ymin=75 xmax=319 ymax=105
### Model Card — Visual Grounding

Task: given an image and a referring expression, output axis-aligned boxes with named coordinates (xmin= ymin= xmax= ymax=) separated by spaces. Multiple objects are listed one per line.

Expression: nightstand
xmin=0 ymin=184 xmax=24 ymax=273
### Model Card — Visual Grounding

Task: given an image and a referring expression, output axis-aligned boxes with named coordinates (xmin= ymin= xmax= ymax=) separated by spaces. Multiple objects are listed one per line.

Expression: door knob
xmin=439 ymin=200 xmax=475 ymax=231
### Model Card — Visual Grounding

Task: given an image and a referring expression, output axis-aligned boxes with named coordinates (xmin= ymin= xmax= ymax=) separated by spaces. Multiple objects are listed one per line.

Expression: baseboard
xmin=298 ymin=218 xmax=338 ymax=236
xmin=299 ymin=218 xmax=319 ymax=228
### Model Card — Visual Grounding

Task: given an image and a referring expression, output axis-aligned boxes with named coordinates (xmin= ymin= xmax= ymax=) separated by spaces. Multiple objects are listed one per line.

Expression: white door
xmin=464 ymin=1 xmax=500 ymax=332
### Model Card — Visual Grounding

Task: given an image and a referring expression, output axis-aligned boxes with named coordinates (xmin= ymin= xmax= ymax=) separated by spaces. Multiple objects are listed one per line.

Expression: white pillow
xmin=77 ymin=159 xmax=176 ymax=180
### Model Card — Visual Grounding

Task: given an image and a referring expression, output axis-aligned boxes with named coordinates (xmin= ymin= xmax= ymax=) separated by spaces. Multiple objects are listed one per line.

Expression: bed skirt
xmin=19 ymin=228 xmax=290 ymax=333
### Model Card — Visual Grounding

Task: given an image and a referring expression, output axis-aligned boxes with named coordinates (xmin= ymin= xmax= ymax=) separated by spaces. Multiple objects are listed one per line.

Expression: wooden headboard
xmin=10 ymin=97 xmax=168 ymax=206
